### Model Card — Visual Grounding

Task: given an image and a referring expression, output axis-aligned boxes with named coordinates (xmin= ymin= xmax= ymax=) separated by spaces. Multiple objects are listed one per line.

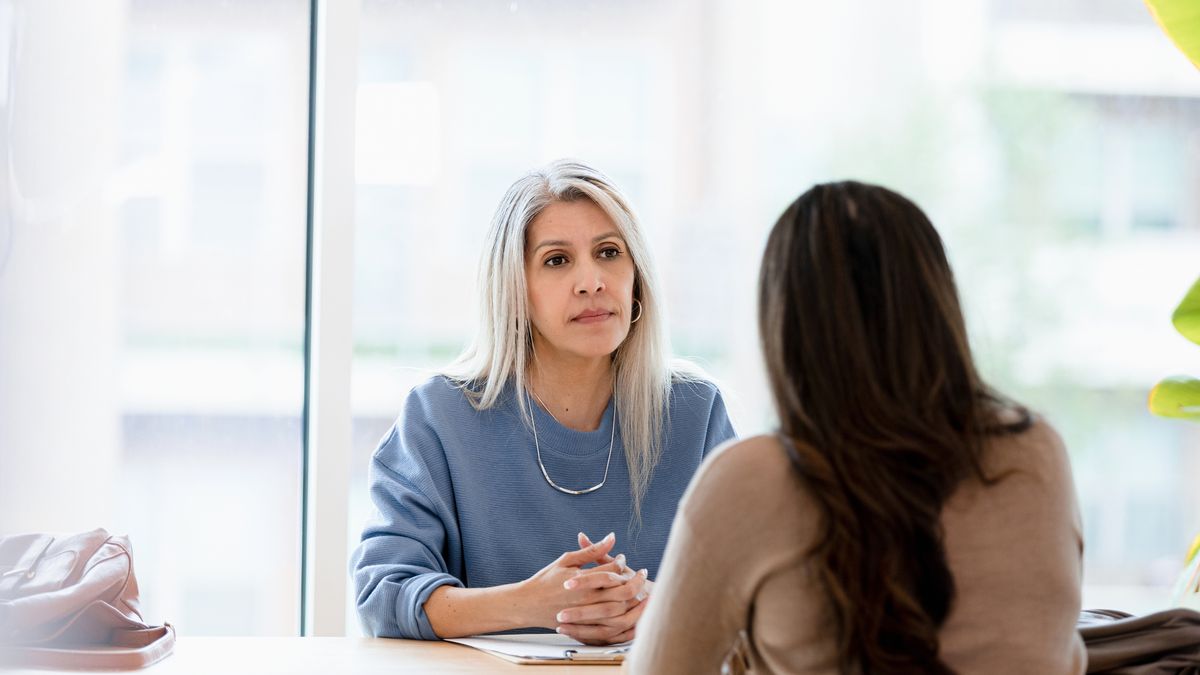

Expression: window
xmin=3 ymin=0 xmax=1196 ymax=639
xmin=0 ymin=0 xmax=311 ymax=636
xmin=347 ymin=0 xmax=1200 ymax=629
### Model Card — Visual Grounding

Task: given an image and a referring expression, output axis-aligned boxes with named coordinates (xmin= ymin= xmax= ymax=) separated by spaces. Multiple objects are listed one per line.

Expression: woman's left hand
xmin=554 ymin=533 xmax=655 ymax=645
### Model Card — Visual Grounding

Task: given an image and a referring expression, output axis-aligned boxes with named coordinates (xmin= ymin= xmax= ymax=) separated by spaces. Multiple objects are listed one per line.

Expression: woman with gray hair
xmin=351 ymin=159 xmax=735 ymax=645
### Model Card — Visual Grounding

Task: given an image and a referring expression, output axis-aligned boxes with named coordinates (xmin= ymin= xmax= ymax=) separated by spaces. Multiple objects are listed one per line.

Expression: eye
xmin=545 ymin=254 xmax=568 ymax=268
xmin=598 ymin=246 xmax=622 ymax=260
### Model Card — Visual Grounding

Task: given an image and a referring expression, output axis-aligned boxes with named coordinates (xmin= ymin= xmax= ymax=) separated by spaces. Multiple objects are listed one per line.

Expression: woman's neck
xmin=527 ymin=348 xmax=614 ymax=433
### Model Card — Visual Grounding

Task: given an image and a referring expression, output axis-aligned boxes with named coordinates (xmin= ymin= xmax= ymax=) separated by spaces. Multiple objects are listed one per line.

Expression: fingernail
xmin=636 ymin=591 xmax=647 ymax=601
xmin=616 ymin=554 xmax=626 ymax=567
xmin=604 ymin=532 xmax=615 ymax=542
xmin=555 ymin=626 xmax=564 ymax=634
xmin=556 ymin=612 xmax=568 ymax=622
xmin=640 ymin=568 xmax=648 ymax=577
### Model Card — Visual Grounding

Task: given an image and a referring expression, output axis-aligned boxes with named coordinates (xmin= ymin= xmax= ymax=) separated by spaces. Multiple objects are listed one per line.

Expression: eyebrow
xmin=532 ymin=231 xmax=623 ymax=252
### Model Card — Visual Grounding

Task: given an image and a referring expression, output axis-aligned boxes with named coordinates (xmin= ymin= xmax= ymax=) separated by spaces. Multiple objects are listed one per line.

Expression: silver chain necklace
xmin=528 ymin=387 xmax=616 ymax=496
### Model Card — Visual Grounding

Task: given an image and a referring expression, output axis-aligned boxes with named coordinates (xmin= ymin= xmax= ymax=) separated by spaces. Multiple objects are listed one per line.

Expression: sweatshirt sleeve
xmin=349 ymin=388 xmax=464 ymax=640
xmin=702 ymin=387 xmax=737 ymax=457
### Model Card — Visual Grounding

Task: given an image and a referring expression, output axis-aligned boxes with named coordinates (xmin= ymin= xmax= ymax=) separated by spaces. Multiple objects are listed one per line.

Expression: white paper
xmin=446 ymin=633 xmax=631 ymax=660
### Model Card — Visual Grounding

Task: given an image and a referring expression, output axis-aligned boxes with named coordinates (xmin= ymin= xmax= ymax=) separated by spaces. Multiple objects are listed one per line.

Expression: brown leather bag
xmin=0 ymin=529 xmax=175 ymax=669
xmin=1079 ymin=608 xmax=1200 ymax=674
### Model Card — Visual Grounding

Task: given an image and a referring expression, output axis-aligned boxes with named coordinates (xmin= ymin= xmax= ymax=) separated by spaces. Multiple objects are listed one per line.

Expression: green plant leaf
xmin=1174 ymin=276 xmax=1200 ymax=346
xmin=1144 ymin=0 xmax=1200 ymax=69
xmin=1149 ymin=376 xmax=1200 ymax=421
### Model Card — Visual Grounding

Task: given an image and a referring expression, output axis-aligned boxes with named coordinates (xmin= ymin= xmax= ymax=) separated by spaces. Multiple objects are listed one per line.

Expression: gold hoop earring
xmin=631 ymin=299 xmax=643 ymax=324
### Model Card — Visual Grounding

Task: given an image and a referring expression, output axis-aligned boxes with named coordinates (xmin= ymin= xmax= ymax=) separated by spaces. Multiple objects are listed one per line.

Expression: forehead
xmin=527 ymin=199 xmax=621 ymax=245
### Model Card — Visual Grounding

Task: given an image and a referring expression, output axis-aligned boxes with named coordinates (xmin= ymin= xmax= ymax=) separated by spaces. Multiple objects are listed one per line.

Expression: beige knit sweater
xmin=627 ymin=420 xmax=1087 ymax=674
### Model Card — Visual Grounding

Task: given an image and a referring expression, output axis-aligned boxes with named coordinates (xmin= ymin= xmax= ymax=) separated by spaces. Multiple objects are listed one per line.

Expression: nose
xmin=574 ymin=260 xmax=606 ymax=296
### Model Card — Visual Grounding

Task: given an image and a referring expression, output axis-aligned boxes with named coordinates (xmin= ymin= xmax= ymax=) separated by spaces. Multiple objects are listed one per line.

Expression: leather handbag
xmin=1079 ymin=608 xmax=1200 ymax=674
xmin=0 ymin=529 xmax=175 ymax=669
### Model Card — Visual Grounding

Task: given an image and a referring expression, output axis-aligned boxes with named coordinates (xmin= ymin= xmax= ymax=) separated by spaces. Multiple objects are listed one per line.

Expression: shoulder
xmin=378 ymin=376 xmax=504 ymax=458
xmin=664 ymin=376 xmax=735 ymax=443
xmin=667 ymin=375 xmax=726 ymax=412
xmin=953 ymin=415 xmax=1081 ymax=536
xmin=373 ymin=376 xmax=509 ymax=475
xmin=408 ymin=374 xmax=474 ymax=406
xmin=680 ymin=434 xmax=799 ymax=520
xmin=401 ymin=375 xmax=494 ymax=422
xmin=703 ymin=434 xmax=793 ymax=479
xmin=673 ymin=434 xmax=816 ymax=567
xmin=983 ymin=415 xmax=1073 ymax=486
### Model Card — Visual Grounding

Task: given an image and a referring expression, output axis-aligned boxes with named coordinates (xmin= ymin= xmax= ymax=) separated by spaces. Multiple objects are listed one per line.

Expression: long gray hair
xmin=446 ymin=159 xmax=682 ymax=517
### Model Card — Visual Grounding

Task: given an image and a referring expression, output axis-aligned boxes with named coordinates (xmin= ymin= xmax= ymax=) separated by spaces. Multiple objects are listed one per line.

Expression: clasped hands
xmin=521 ymin=531 xmax=654 ymax=645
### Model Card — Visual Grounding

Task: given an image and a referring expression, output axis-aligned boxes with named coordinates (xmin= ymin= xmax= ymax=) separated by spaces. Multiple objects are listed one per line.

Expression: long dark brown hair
xmin=758 ymin=181 xmax=1030 ymax=674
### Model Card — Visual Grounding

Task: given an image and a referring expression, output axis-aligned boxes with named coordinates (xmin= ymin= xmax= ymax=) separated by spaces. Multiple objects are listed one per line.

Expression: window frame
xmin=301 ymin=0 xmax=360 ymax=638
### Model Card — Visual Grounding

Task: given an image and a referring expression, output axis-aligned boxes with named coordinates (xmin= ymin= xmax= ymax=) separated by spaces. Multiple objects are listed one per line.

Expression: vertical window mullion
xmin=301 ymin=0 xmax=359 ymax=638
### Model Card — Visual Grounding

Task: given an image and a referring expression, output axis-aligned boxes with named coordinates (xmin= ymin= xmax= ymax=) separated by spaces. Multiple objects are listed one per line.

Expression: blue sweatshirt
xmin=350 ymin=375 xmax=736 ymax=639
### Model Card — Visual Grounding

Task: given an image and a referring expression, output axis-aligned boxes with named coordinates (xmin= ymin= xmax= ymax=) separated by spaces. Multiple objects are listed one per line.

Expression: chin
xmin=564 ymin=330 xmax=628 ymax=359
xmin=571 ymin=343 xmax=624 ymax=360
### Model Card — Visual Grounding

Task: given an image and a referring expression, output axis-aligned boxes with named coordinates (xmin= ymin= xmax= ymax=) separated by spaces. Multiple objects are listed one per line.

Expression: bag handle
xmin=0 ymin=534 xmax=53 ymax=580
xmin=0 ymin=623 xmax=175 ymax=670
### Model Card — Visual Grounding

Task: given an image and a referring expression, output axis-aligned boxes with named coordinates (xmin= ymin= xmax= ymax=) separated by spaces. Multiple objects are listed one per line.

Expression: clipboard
xmin=446 ymin=633 xmax=629 ymax=665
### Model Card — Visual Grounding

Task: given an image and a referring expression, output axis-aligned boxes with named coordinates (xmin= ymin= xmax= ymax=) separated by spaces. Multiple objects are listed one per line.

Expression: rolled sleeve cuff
xmin=401 ymin=572 xmax=464 ymax=640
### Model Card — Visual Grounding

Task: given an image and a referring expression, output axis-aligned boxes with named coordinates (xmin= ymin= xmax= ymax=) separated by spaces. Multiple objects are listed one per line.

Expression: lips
xmin=573 ymin=309 xmax=614 ymax=323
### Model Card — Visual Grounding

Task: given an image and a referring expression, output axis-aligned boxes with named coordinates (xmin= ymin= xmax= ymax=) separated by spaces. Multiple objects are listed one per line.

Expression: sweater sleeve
xmin=702 ymin=387 xmax=737 ymax=457
xmin=350 ymin=389 xmax=464 ymax=640
xmin=937 ymin=420 xmax=1087 ymax=673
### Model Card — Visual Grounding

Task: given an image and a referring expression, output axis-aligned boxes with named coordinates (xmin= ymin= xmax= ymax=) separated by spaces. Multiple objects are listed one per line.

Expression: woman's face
xmin=524 ymin=199 xmax=637 ymax=364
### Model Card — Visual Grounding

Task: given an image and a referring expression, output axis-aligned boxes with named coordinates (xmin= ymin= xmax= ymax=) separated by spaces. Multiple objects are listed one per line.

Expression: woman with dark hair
xmin=628 ymin=182 xmax=1086 ymax=673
